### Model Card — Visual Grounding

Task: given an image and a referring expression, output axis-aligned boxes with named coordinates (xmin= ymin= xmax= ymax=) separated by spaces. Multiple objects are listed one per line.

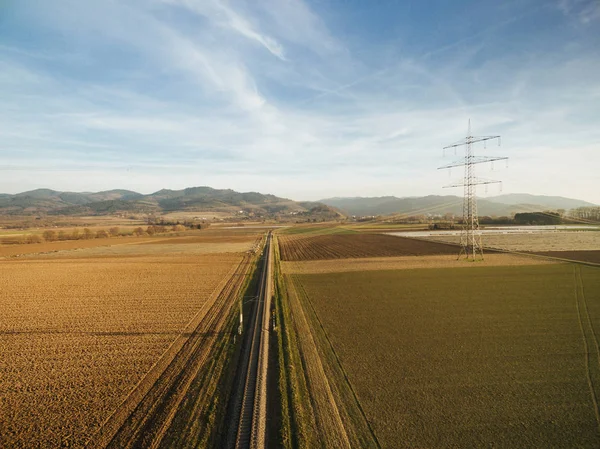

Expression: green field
xmin=294 ymin=264 xmax=600 ymax=448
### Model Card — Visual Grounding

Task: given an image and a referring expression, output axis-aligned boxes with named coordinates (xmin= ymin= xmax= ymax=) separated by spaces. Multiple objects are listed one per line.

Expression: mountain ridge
xmin=0 ymin=188 xmax=595 ymax=219
xmin=319 ymin=194 xmax=596 ymax=217
xmin=0 ymin=187 xmax=341 ymax=219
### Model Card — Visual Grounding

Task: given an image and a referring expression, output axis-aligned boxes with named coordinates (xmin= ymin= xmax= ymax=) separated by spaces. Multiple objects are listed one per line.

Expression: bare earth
xmin=423 ymin=231 xmax=600 ymax=252
xmin=0 ymin=250 xmax=243 ymax=448
xmin=0 ymin=237 xmax=152 ymax=258
xmin=31 ymin=241 xmax=254 ymax=258
xmin=1 ymin=234 xmax=259 ymax=260
xmin=281 ymin=253 xmax=557 ymax=275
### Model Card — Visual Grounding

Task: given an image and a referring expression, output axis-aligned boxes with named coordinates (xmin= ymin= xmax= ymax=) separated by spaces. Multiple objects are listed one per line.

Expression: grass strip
xmin=272 ymin=235 xmax=318 ymax=448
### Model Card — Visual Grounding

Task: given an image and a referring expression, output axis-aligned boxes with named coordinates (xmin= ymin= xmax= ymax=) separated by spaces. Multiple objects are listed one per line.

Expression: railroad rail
xmin=229 ymin=232 xmax=273 ymax=449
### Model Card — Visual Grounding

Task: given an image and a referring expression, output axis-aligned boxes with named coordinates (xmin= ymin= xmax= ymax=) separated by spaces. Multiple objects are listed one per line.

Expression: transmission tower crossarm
xmin=438 ymin=155 xmax=508 ymax=170
xmin=437 ymin=120 xmax=507 ymax=261
xmin=443 ymin=178 xmax=502 ymax=188
xmin=442 ymin=135 xmax=500 ymax=149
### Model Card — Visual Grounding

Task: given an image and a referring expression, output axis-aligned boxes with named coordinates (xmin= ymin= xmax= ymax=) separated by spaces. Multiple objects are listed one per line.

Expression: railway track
xmin=87 ymin=233 xmax=274 ymax=448
xmin=228 ymin=232 xmax=273 ymax=449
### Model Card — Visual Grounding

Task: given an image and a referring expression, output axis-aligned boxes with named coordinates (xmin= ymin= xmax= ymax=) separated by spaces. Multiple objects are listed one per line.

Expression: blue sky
xmin=0 ymin=0 xmax=599 ymax=202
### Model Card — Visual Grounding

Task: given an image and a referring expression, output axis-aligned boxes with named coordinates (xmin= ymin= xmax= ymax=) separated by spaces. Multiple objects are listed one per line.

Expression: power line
xmin=438 ymin=120 xmax=508 ymax=260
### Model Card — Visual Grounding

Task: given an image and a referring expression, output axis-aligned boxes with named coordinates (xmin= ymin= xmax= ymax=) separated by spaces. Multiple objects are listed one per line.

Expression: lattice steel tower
xmin=438 ymin=120 xmax=507 ymax=260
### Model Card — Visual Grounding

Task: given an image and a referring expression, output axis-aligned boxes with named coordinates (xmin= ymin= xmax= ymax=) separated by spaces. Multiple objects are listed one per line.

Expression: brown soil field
xmin=532 ymin=250 xmax=600 ymax=264
xmin=144 ymin=235 xmax=257 ymax=245
xmin=202 ymin=226 xmax=282 ymax=237
xmin=281 ymin=253 xmax=557 ymax=274
xmin=0 ymin=231 xmax=261 ymax=259
xmin=0 ymin=215 xmax=145 ymax=229
xmin=160 ymin=211 xmax=235 ymax=221
xmin=0 ymin=224 xmax=144 ymax=241
xmin=294 ymin=264 xmax=600 ymax=448
xmin=0 ymin=236 xmax=153 ymax=258
xmin=424 ymin=231 xmax=600 ymax=252
xmin=62 ymin=216 xmax=145 ymax=226
xmin=278 ymin=234 xmax=458 ymax=261
xmin=28 ymin=241 xmax=255 ymax=259
xmin=0 ymin=252 xmax=244 ymax=448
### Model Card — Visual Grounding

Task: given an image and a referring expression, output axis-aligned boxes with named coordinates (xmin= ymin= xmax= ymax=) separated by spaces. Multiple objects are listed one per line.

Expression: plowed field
xmin=0 ymin=252 xmax=243 ymax=448
xmin=278 ymin=234 xmax=458 ymax=261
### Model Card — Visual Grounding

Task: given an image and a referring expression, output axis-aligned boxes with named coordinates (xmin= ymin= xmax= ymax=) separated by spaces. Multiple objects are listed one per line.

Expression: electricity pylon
xmin=438 ymin=120 xmax=507 ymax=260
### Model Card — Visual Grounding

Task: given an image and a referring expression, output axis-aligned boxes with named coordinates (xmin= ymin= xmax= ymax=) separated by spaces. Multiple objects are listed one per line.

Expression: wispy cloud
xmin=559 ymin=0 xmax=600 ymax=23
xmin=0 ymin=0 xmax=598 ymax=203
xmin=165 ymin=0 xmax=286 ymax=60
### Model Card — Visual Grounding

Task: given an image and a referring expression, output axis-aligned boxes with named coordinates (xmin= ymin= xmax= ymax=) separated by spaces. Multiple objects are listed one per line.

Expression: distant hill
xmin=0 ymin=187 xmax=342 ymax=220
xmin=485 ymin=194 xmax=595 ymax=210
xmin=319 ymin=194 xmax=597 ymax=217
xmin=2 ymin=187 xmax=592 ymax=220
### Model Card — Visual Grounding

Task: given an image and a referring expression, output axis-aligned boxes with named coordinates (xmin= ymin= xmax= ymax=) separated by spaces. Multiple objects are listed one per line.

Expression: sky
xmin=0 ymin=0 xmax=599 ymax=203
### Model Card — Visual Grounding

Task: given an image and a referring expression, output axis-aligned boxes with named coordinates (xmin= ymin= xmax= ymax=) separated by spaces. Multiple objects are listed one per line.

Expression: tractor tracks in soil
xmin=574 ymin=265 xmax=600 ymax=431
xmin=86 ymin=252 xmax=254 ymax=449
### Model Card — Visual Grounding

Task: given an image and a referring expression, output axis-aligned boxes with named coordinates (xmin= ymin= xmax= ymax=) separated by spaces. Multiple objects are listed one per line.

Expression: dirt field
xmin=0 ymin=240 xmax=249 ymax=447
xmin=144 ymin=235 xmax=257 ymax=245
xmin=281 ymin=253 xmax=557 ymax=274
xmin=28 ymin=241 xmax=255 ymax=259
xmin=533 ymin=250 xmax=600 ymax=264
xmin=0 ymin=236 xmax=144 ymax=258
xmin=0 ymin=230 xmax=261 ymax=259
xmin=160 ymin=211 xmax=235 ymax=221
xmin=278 ymin=234 xmax=458 ymax=261
xmin=422 ymin=231 xmax=600 ymax=252
xmin=292 ymin=264 xmax=600 ymax=448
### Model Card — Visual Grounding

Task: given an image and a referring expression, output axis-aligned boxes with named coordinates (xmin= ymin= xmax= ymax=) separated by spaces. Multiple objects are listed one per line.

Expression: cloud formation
xmin=0 ymin=0 xmax=598 ymax=203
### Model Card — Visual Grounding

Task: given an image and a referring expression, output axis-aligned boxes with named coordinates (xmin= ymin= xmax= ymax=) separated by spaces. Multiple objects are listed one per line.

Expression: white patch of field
xmin=417 ymin=231 xmax=600 ymax=252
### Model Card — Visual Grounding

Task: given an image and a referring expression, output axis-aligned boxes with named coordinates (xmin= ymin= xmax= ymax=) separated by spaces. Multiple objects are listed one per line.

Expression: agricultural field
xmin=290 ymin=263 xmax=600 ymax=448
xmin=278 ymin=224 xmax=352 ymax=235
xmin=0 ymin=227 xmax=261 ymax=259
xmin=0 ymin=231 xmax=261 ymax=448
xmin=278 ymin=233 xmax=458 ymax=261
xmin=281 ymin=253 xmax=557 ymax=274
xmin=421 ymin=230 xmax=600 ymax=252
xmin=0 ymin=236 xmax=143 ymax=258
xmin=533 ymin=250 xmax=600 ymax=264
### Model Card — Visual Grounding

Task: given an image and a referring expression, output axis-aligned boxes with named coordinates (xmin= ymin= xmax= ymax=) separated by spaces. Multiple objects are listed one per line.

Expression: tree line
xmin=15 ymin=224 xmax=192 ymax=245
